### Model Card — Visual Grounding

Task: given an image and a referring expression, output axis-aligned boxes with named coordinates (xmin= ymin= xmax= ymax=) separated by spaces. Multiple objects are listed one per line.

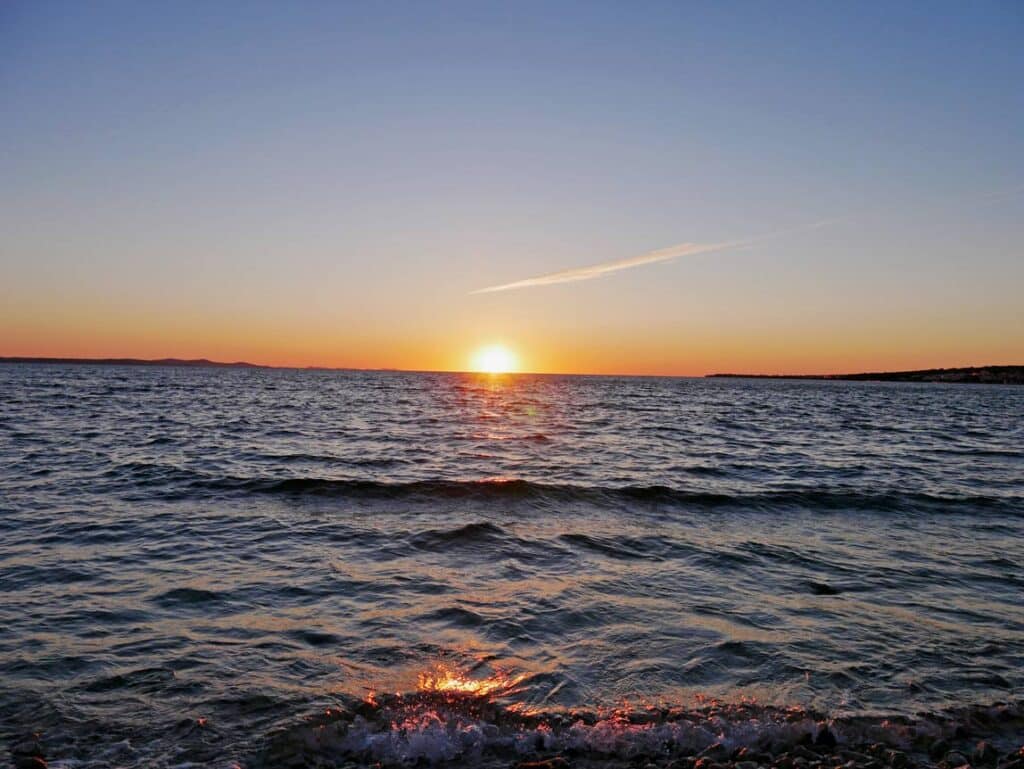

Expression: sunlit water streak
xmin=0 ymin=364 xmax=1021 ymax=767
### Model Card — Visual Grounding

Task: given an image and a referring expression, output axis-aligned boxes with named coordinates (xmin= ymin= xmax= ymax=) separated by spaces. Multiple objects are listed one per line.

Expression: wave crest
xmin=255 ymin=694 xmax=1024 ymax=768
xmin=152 ymin=472 xmax=1019 ymax=514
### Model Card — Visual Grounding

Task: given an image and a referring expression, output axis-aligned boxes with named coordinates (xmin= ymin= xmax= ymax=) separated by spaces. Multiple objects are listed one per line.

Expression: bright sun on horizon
xmin=470 ymin=344 xmax=518 ymax=374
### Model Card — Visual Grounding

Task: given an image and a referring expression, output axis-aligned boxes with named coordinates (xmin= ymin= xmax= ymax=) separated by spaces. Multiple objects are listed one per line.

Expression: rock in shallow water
xmin=886 ymin=749 xmax=909 ymax=768
xmin=974 ymin=743 xmax=999 ymax=766
xmin=929 ymin=741 xmax=951 ymax=760
xmin=515 ymin=759 xmax=570 ymax=769
xmin=11 ymin=739 xmax=44 ymax=758
xmin=815 ymin=727 xmax=838 ymax=749
xmin=699 ymin=743 xmax=732 ymax=762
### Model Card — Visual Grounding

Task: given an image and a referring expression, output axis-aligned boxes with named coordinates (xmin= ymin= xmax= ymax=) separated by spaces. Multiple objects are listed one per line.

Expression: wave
xmin=8 ymin=688 xmax=1021 ymax=769
xmin=108 ymin=464 xmax=1021 ymax=513
xmin=253 ymin=693 xmax=1024 ymax=768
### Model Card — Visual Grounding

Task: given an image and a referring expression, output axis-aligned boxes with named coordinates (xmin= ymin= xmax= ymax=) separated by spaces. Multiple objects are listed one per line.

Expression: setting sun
xmin=470 ymin=344 xmax=518 ymax=374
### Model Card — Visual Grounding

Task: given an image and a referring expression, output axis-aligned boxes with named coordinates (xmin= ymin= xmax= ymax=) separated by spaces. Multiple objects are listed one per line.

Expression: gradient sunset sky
xmin=2 ymin=2 xmax=1022 ymax=375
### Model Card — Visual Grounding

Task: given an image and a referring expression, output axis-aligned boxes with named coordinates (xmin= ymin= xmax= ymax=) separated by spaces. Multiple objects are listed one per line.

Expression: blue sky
xmin=2 ymin=1 xmax=1022 ymax=373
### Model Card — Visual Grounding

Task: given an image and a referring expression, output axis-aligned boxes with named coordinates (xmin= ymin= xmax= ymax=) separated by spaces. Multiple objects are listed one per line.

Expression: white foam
xmin=276 ymin=700 xmax=834 ymax=766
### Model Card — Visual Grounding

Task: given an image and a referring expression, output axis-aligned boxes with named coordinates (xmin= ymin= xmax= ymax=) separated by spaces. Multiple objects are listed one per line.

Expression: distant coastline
xmin=0 ymin=356 xmax=265 ymax=368
xmin=708 ymin=365 xmax=1024 ymax=385
xmin=2 ymin=357 xmax=1022 ymax=383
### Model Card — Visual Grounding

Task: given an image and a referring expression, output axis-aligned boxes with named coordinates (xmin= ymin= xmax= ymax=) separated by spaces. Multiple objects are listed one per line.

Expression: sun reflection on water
xmin=416 ymin=663 xmax=526 ymax=699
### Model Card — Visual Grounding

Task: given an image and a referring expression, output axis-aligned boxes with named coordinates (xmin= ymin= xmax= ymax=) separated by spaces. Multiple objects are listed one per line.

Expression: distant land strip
xmin=0 ymin=356 xmax=265 ymax=368
xmin=708 ymin=365 xmax=1024 ymax=384
xmin=0 ymin=358 xmax=1022 ymax=383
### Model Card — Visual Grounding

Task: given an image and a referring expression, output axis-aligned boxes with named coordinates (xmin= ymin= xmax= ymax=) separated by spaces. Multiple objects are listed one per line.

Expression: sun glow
xmin=470 ymin=344 xmax=518 ymax=374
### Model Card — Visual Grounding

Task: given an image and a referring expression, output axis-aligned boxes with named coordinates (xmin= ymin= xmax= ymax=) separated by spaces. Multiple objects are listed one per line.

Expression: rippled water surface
xmin=1 ymin=364 xmax=1022 ymax=767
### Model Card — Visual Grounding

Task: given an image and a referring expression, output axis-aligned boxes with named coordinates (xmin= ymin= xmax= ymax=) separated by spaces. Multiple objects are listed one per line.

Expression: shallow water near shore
xmin=1 ymin=364 xmax=1022 ymax=767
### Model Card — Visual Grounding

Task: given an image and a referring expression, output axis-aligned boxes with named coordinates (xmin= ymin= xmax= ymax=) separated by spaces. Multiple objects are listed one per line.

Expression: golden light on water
xmin=469 ymin=344 xmax=518 ymax=374
xmin=416 ymin=664 xmax=525 ymax=698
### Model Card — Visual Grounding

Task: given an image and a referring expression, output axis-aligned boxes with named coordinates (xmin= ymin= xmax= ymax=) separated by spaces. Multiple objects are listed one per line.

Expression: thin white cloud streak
xmin=469 ymin=219 xmax=840 ymax=295
xmin=470 ymin=241 xmax=741 ymax=294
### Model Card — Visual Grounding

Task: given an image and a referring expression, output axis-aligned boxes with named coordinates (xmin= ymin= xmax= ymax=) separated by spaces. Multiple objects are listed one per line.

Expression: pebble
xmin=816 ymin=728 xmax=838 ymax=749
xmin=930 ymin=741 xmax=952 ymax=760
xmin=11 ymin=740 xmax=44 ymax=758
xmin=700 ymin=744 xmax=732 ymax=762
xmin=974 ymin=743 xmax=999 ymax=766
xmin=514 ymin=759 xmax=569 ymax=769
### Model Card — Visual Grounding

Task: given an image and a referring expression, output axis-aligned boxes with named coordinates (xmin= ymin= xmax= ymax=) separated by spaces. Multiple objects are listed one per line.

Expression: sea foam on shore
xmin=252 ymin=688 xmax=1024 ymax=769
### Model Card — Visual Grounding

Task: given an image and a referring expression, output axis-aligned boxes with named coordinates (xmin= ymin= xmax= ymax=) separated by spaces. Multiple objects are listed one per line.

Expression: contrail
xmin=469 ymin=241 xmax=739 ymax=294
xmin=470 ymin=219 xmax=837 ymax=295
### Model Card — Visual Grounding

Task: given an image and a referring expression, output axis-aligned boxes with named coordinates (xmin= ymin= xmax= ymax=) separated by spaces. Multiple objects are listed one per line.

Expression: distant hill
xmin=708 ymin=365 xmax=1024 ymax=384
xmin=0 ymin=356 xmax=262 ymax=368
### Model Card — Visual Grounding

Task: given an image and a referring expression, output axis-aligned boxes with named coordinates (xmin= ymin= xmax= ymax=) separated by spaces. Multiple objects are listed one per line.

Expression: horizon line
xmin=2 ymin=355 xmax=1020 ymax=381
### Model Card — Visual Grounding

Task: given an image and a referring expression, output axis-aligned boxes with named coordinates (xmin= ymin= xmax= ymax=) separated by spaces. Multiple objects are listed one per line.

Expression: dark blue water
xmin=1 ymin=364 xmax=1022 ymax=768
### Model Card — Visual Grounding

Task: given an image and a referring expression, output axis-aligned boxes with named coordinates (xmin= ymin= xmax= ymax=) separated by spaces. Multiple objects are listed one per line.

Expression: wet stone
xmin=11 ymin=740 xmax=44 ymax=758
xmin=815 ymin=728 xmax=838 ymax=749
xmin=974 ymin=743 xmax=1000 ymax=766
xmin=515 ymin=758 xmax=569 ymax=769
xmin=843 ymin=752 xmax=873 ymax=764
xmin=700 ymin=744 xmax=732 ymax=762
xmin=930 ymin=740 xmax=952 ymax=760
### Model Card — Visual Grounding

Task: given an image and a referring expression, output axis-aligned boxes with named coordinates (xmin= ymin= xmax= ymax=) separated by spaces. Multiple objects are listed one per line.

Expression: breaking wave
xmin=253 ymin=693 xmax=1024 ymax=768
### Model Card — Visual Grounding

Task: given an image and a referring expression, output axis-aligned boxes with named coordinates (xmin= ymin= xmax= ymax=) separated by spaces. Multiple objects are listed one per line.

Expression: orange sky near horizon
xmin=3 ymin=299 xmax=1020 ymax=376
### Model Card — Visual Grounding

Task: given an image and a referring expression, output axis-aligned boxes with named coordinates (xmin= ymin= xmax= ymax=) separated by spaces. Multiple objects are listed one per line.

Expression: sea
xmin=1 ymin=364 xmax=1021 ymax=768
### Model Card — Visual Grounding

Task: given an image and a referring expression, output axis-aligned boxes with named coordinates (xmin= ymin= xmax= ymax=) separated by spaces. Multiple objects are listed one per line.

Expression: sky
xmin=1 ymin=1 xmax=1022 ymax=375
